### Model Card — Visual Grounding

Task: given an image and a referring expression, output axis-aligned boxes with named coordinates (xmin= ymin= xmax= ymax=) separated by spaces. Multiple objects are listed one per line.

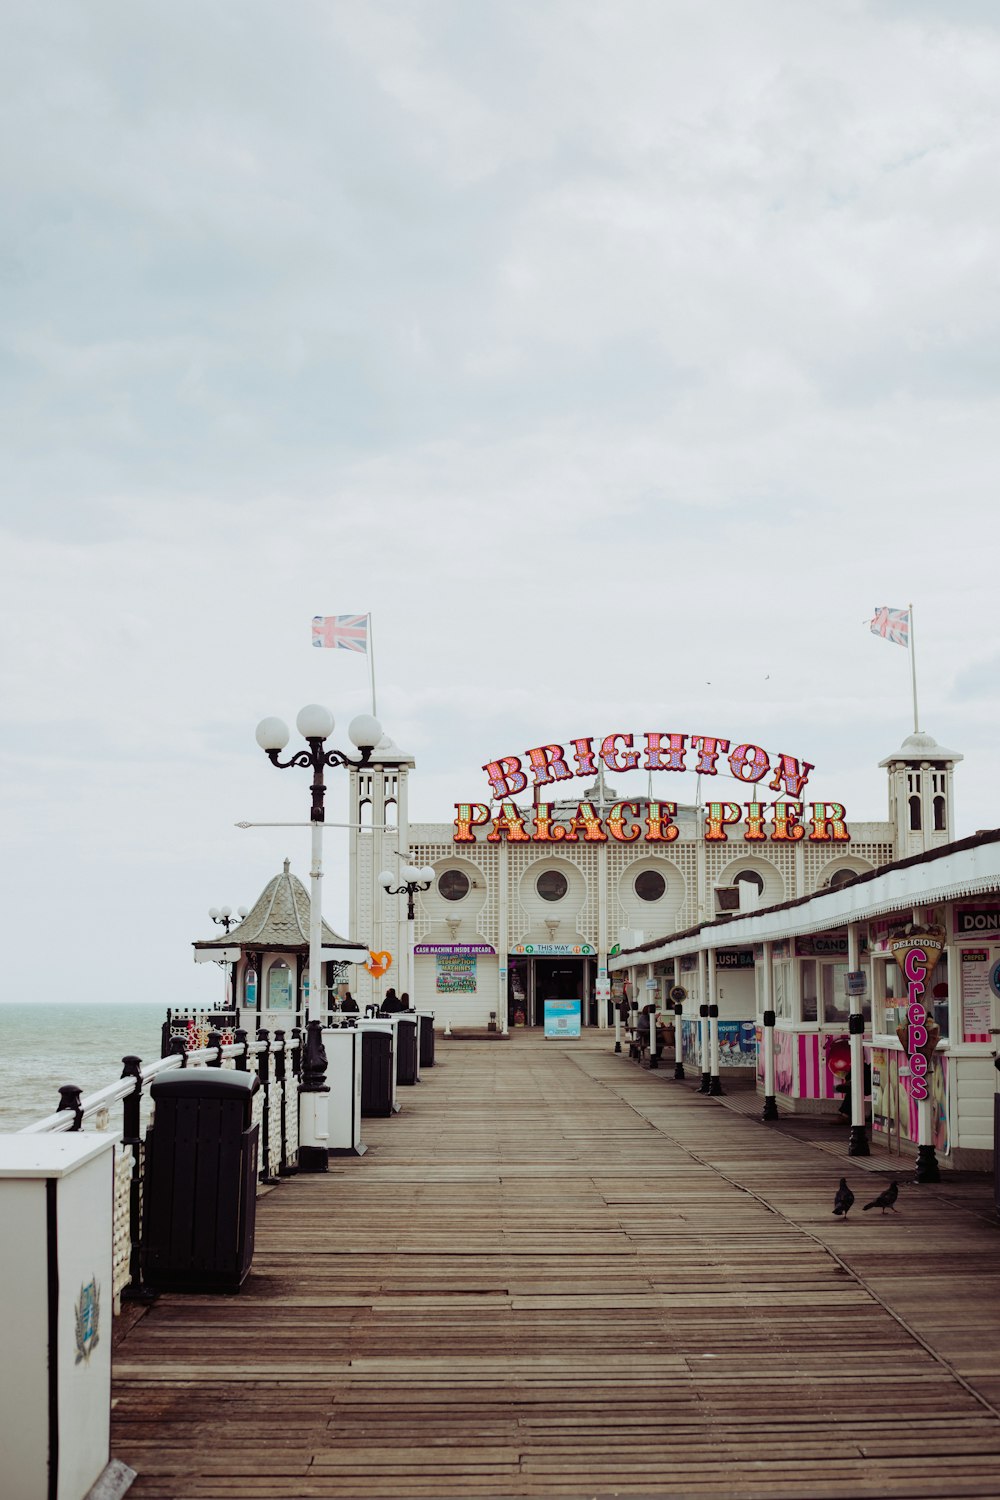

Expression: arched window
xmin=439 ymin=869 xmax=470 ymax=902
xmin=536 ymin=870 xmax=568 ymax=902
xmin=267 ymin=960 xmax=293 ymax=1010
xmin=933 ymin=796 xmax=946 ymax=832
xmin=359 ymin=799 xmax=373 ymax=829
xmin=734 ymin=870 xmax=764 ymax=895
xmin=909 ymin=795 xmax=922 ymax=831
xmin=634 ymin=869 xmax=666 ymax=902
xmin=829 ymin=869 xmax=857 ymax=891
xmin=384 ymin=799 xmax=398 ymax=828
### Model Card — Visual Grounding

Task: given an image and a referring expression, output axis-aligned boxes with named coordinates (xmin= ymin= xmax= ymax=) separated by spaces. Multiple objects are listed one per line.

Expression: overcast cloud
xmin=2 ymin=1 xmax=999 ymax=1007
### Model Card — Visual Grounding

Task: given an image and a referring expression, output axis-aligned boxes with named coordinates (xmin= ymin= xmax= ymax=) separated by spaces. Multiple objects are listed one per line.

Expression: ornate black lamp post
xmin=379 ymin=864 xmax=435 ymax=1006
xmin=207 ymin=903 xmax=248 ymax=1007
xmin=254 ymin=704 xmax=382 ymax=1170
xmin=208 ymin=904 xmax=248 ymax=934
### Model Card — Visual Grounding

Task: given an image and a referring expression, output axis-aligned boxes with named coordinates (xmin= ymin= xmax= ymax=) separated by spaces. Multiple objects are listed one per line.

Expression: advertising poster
xmin=773 ymin=1029 xmax=795 ymax=1094
xmin=543 ymin=999 xmax=582 ymax=1038
xmin=436 ymin=955 xmax=477 ymax=994
xmin=871 ymin=1047 xmax=949 ymax=1152
xmin=961 ymin=949 xmax=993 ymax=1042
xmin=717 ymin=1021 xmax=758 ymax=1067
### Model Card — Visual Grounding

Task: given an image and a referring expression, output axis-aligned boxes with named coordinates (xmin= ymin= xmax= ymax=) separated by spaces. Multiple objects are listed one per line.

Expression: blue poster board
xmin=543 ymin=999 xmax=582 ymax=1038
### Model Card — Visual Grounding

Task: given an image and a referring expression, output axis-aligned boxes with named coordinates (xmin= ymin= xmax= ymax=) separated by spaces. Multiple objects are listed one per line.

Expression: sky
xmin=2 ymin=0 xmax=1000 ymax=1009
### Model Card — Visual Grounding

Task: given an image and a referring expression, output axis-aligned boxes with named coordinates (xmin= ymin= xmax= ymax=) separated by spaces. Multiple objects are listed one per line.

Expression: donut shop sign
xmin=453 ymin=731 xmax=851 ymax=845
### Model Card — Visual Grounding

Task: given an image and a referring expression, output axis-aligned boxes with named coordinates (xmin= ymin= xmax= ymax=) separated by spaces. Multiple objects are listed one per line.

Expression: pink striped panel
xmin=797 ymin=1035 xmax=838 ymax=1099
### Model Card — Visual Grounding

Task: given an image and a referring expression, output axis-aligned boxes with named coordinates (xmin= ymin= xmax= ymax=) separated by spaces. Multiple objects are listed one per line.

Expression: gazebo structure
xmin=193 ymin=859 xmax=370 ymax=1032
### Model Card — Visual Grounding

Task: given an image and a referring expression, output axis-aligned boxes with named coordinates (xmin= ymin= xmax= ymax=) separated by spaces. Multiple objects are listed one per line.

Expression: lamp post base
xmin=708 ymin=1075 xmax=725 ymax=1096
xmin=914 ymin=1143 xmax=941 ymax=1183
xmin=848 ymin=1125 xmax=871 ymax=1157
xmin=614 ymin=1041 xmax=622 ymax=1053
xmin=698 ymin=1072 xmax=711 ymax=1094
xmin=298 ymin=1087 xmax=330 ymax=1174
xmin=298 ymin=1144 xmax=330 ymax=1174
xmin=674 ymin=1061 xmax=685 ymax=1080
xmin=761 ymin=1095 xmax=779 ymax=1121
xmin=648 ymin=1053 xmax=659 ymax=1070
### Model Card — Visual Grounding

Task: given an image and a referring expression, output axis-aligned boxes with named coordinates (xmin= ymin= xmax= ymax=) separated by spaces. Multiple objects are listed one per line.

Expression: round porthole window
xmin=536 ymin=870 xmax=568 ymax=902
xmin=634 ymin=869 xmax=666 ymax=902
xmin=438 ymin=870 xmax=470 ymax=902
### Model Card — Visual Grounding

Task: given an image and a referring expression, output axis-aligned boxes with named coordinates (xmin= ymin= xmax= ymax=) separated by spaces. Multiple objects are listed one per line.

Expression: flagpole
xmin=909 ymin=602 xmax=919 ymax=734
xmin=367 ymin=613 xmax=377 ymax=717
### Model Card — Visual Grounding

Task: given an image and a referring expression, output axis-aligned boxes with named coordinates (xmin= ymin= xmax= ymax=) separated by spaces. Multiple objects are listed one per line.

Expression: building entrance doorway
xmin=507 ymin=957 xmax=594 ymax=1028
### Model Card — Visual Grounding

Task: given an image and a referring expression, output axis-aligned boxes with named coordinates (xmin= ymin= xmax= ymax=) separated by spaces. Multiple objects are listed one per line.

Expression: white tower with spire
xmin=349 ymin=734 xmax=416 ymax=1007
xmin=880 ymin=731 xmax=963 ymax=860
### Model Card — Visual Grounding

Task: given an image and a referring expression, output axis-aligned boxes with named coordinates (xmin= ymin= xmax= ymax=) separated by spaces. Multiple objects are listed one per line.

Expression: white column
xmin=697 ymin=950 xmax=710 ymax=1090
xmin=761 ymin=940 xmax=777 ymax=1119
xmin=847 ymin=922 xmax=870 ymax=1155
xmin=707 ymin=950 xmax=722 ymax=1094
xmin=309 ymin=819 xmax=324 ymax=1025
xmin=499 ymin=840 xmax=510 ymax=1035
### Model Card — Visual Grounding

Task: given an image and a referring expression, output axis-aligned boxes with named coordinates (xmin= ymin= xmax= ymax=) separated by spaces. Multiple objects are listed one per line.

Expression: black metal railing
xmin=18 ymin=1033 xmax=302 ymax=1309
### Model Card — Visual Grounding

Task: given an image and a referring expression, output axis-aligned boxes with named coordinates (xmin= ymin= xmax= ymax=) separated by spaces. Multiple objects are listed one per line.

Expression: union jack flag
xmin=870 ymin=606 xmax=910 ymax=648
xmin=311 ymin=614 xmax=369 ymax=652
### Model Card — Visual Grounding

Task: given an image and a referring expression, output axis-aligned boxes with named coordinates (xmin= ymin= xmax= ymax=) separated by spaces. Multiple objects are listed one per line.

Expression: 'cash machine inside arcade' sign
xmin=453 ymin=731 xmax=851 ymax=846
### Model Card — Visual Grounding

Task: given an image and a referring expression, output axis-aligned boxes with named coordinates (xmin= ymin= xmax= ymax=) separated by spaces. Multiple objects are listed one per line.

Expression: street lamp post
xmin=379 ymin=865 xmax=435 ymax=1008
xmin=255 ymin=704 xmax=382 ymax=1171
xmin=208 ymin=905 xmax=249 ymax=1008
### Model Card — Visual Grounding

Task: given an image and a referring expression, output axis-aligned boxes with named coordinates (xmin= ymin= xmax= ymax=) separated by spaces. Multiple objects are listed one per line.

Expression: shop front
xmin=507 ymin=943 xmax=597 ymax=1027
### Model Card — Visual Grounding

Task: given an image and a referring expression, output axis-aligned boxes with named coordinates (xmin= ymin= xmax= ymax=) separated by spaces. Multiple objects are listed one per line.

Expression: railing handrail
xmin=17 ymin=1033 xmax=300 ymax=1136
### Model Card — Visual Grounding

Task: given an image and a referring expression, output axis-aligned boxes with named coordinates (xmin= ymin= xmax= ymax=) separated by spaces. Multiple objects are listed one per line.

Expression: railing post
xmin=274 ymin=1030 xmax=290 ymax=1175
xmin=207 ymin=1030 xmax=224 ymax=1068
xmin=256 ymin=1029 xmax=279 ymax=1184
xmin=291 ymin=1027 xmax=303 ymax=1081
xmin=119 ymin=1055 xmax=156 ymax=1304
xmin=234 ymin=1027 xmax=250 ymax=1071
xmin=57 ymin=1085 xmax=84 ymax=1131
xmin=168 ymin=1034 xmax=188 ymax=1068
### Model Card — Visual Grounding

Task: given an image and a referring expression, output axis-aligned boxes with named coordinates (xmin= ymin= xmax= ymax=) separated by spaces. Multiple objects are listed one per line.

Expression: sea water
xmin=0 ymin=1003 xmax=167 ymax=1130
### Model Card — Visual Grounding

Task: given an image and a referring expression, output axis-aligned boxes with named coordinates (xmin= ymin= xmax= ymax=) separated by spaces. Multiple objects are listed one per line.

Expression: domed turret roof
xmin=879 ymin=731 xmax=963 ymax=767
xmin=193 ymin=860 xmax=367 ymax=955
xmin=371 ymin=733 xmax=415 ymax=767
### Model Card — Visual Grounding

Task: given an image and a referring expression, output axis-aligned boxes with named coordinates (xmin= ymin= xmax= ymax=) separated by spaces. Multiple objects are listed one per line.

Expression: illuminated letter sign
xmin=454 ymin=731 xmax=850 ymax=846
xmin=482 ymin=756 xmax=528 ymax=798
xmin=525 ymin=744 xmax=573 ymax=787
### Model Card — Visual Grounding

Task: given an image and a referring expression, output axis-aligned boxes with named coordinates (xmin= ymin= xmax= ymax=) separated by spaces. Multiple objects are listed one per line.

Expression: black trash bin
xmin=143 ymin=1069 xmax=260 ymax=1293
xmin=418 ymin=1013 xmax=435 ymax=1068
xmin=361 ymin=1028 xmax=395 ymax=1116
xmin=396 ymin=1014 xmax=418 ymax=1085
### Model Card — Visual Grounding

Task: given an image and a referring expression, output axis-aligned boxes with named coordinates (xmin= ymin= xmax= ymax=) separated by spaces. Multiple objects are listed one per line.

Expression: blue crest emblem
xmin=74 ymin=1276 xmax=101 ymax=1365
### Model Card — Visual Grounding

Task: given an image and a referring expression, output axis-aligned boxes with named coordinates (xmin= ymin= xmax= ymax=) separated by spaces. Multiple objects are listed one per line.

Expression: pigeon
xmin=832 ymin=1178 xmax=855 ymax=1218
xmin=863 ymin=1180 xmax=899 ymax=1214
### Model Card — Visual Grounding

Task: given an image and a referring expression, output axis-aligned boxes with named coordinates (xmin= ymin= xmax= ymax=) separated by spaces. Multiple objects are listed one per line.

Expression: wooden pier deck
xmin=112 ymin=1035 xmax=1000 ymax=1498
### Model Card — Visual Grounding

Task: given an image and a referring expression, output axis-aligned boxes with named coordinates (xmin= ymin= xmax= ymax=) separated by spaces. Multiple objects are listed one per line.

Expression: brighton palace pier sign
xmin=453 ymin=731 xmax=851 ymax=845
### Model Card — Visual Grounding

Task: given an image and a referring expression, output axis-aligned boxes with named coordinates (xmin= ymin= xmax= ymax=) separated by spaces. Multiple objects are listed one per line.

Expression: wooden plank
xmin=112 ymin=1034 xmax=1000 ymax=1497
